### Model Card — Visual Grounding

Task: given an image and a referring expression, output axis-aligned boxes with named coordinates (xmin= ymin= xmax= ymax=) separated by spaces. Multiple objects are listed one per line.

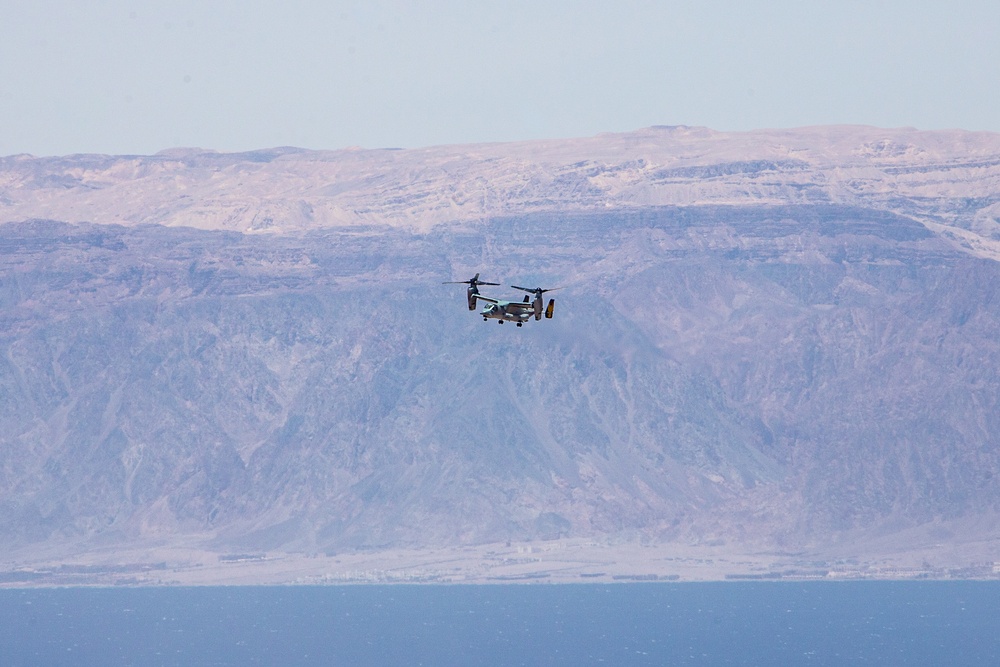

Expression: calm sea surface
xmin=0 ymin=581 xmax=997 ymax=666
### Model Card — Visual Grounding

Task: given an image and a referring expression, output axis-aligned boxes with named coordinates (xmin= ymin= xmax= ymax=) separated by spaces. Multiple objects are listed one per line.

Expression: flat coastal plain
xmin=5 ymin=535 xmax=1000 ymax=587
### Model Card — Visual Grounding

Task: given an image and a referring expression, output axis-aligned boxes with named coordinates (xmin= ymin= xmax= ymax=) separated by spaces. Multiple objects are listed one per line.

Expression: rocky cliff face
xmin=2 ymin=126 xmax=1000 ymax=561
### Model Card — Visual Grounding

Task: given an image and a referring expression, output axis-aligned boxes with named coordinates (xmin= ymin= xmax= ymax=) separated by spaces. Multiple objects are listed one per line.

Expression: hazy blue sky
xmin=3 ymin=1 xmax=999 ymax=156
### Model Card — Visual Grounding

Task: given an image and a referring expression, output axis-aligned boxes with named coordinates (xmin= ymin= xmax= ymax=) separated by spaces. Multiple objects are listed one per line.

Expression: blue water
xmin=0 ymin=582 xmax=997 ymax=666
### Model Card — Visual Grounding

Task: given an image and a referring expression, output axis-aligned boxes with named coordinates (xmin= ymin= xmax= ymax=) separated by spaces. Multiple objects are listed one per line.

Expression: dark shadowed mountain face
xmin=2 ymin=202 xmax=999 ymax=557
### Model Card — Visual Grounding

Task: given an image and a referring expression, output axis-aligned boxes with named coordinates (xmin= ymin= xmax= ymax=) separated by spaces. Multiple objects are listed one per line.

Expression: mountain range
xmin=2 ymin=125 xmax=1000 ymax=581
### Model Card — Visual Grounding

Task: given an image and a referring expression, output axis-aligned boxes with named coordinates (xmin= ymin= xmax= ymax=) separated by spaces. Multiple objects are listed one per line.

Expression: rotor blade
xmin=511 ymin=285 xmax=562 ymax=294
xmin=443 ymin=277 xmax=500 ymax=285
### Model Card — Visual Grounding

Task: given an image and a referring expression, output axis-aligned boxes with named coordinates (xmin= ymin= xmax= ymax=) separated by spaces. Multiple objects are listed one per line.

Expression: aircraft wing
xmin=473 ymin=295 xmax=532 ymax=310
xmin=472 ymin=294 xmax=500 ymax=305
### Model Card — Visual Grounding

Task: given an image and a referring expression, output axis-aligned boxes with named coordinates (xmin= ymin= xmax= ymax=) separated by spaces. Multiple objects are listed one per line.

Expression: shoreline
xmin=3 ymin=538 xmax=998 ymax=587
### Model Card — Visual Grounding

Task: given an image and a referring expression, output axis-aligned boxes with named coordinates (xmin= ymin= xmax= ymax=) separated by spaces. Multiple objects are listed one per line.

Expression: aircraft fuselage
xmin=480 ymin=301 xmax=531 ymax=325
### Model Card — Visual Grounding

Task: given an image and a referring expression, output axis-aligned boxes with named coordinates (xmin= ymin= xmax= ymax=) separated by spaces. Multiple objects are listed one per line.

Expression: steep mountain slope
xmin=2 ymin=127 xmax=1000 ymax=570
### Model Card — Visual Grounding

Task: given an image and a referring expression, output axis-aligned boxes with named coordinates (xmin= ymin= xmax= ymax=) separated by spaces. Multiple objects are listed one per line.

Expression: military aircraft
xmin=473 ymin=285 xmax=558 ymax=326
xmin=445 ymin=274 xmax=559 ymax=326
xmin=441 ymin=273 xmax=500 ymax=310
